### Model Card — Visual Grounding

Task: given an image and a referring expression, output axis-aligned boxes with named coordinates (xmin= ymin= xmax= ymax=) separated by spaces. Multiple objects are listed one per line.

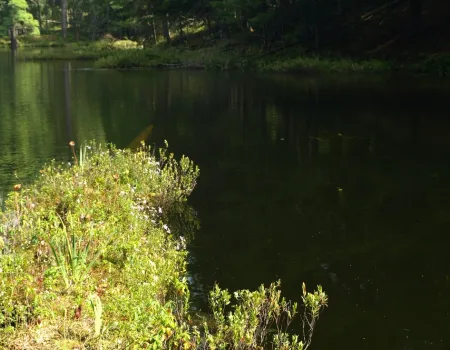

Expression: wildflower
xmin=69 ymin=141 xmax=75 ymax=147
xmin=158 ymin=207 xmax=163 ymax=214
xmin=13 ymin=184 xmax=21 ymax=191
xmin=176 ymin=236 xmax=187 ymax=250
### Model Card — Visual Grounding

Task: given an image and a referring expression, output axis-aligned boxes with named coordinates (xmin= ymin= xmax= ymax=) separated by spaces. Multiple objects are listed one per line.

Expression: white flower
xmin=158 ymin=207 xmax=163 ymax=214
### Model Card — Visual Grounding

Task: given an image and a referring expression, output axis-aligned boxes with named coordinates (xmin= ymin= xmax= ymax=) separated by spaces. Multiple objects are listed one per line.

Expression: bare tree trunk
xmin=61 ymin=0 xmax=68 ymax=39
xmin=9 ymin=26 xmax=17 ymax=51
xmin=153 ymin=16 xmax=157 ymax=44
xmin=162 ymin=16 xmax=171 ymax=43
xmin=313 ymin=0 xmax=320 ymax=51
xmin=106 ymin=1 xmax=110 ymax=33
xmin=36 ymin=0 xmax=43 ymax=32
xmin=410 ymin=0 xmax=422 ymax=34
xmin=90 ymin=4 xmax=97 ymax=41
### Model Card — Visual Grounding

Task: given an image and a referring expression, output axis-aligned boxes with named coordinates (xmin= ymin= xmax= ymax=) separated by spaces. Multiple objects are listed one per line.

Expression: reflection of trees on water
xmin=64 ymin=62 xmax=72 ymax=142
xmin=0 ymin=54 xmax=110 ymax=192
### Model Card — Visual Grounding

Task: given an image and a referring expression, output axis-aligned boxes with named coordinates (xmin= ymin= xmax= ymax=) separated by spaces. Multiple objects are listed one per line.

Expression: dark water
xmin=2 ymin=50 xmax=450 ymax=349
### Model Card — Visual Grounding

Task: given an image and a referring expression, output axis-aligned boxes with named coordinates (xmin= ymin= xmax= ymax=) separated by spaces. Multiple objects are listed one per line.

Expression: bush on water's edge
xmin=0 ymin=141 xmax=327 ymax=349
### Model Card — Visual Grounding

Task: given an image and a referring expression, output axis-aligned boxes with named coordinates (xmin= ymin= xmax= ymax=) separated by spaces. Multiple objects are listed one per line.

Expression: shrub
xmin=0 ymin=141 xmax=198 ymax=348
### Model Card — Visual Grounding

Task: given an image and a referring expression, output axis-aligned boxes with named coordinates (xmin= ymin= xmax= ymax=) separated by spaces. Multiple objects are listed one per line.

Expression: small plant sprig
xmin=88 ymin=294 xmax=103 ymax=337
xmin=301 ymin=282 xmax=328 ymax=350
xmin=204 ymin=280 xmax=328 ymax=350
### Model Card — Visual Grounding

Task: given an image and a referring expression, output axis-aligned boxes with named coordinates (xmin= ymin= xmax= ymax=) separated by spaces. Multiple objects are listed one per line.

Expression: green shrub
xmin=0 ymin=141 xmax=199 ymax=348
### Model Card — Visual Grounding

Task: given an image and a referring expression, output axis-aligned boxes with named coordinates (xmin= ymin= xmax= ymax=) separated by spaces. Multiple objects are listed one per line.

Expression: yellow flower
xmin=13 ymin=184 xmax=21 ymax=191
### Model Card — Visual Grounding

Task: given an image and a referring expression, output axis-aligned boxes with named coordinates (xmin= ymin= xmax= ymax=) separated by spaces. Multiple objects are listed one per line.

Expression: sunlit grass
xmin=18 ymin=38 xmax=141 ymax=61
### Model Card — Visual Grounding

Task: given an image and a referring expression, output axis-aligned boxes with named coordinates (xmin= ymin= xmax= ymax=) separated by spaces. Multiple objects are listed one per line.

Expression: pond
xmin=2 ymin=50 xmax=450 ymax=349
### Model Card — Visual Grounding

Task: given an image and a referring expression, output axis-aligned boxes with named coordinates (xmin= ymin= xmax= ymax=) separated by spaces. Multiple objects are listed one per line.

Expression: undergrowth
xmin=0 ymin=141 xmax=327 ymax=349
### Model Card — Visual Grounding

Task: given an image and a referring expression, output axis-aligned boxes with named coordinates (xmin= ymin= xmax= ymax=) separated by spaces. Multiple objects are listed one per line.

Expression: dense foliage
xmin=0 ymin=141 xmax=327 ymax=349
xmin=0 ymin=0 xmax=39 ymax=35
xmin=0 ymin=0 xmax=431 ymax=54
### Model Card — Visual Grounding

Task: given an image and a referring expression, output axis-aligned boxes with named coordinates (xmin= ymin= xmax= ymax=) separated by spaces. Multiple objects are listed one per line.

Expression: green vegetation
xmin=255 ymin=56 xmax=391 ymax=74
xmin=2 ymin=0 xmax=450 ymax=75
xmin=16 ymin=40 xmax=393 ymax=74
xmin=15 ymin=37 xmax=140 ymax=60
xmin=0 ymin=141 xmax=327 ymax=349
xmin=0 ymin=34 xmax=64 ymax=48
xmin=0 ymin=0 xmax=39 ymax=36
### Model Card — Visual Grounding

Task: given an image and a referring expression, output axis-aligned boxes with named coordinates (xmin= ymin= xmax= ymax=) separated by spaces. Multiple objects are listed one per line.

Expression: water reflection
xmin=2 ymin=51 xmax=450 ymax=349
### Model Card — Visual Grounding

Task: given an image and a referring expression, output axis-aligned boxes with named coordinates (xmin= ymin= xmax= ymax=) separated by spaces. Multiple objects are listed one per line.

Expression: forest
xmin=1 ymin=0 xmax=448 ymax=58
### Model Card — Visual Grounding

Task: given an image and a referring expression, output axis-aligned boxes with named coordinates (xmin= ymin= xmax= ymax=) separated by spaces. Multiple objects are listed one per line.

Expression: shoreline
xmin=3 ymin=36 xmax=449 ymax=76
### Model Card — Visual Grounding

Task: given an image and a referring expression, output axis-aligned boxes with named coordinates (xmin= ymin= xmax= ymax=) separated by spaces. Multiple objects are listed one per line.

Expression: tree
xmin=61 ymin=0 xmax=67 ymax=38
xmin=1 ymin=0 xmax=40 ymax=36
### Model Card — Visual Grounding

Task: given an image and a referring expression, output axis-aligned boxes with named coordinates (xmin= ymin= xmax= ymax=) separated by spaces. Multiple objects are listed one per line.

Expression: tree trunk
xmin=153 ymin=16 xmax=157 ymax=44
xmin=205 ymin=13 xmax=212 ymax=33
xmin=90 ymin=5 xmax=97 ymax=41
xmin=61 ymin=0 xmax=68 ymax=39
xmin=337 ymin=0 xmax=342 ymax=15
xmin=410 ymin=0 xmax=422 ymax=34
xmin=9 ymin=25 xmax=17 ymax=51
xmin=36 ymin=0 xmax=43 ymax=32
xmin=162 ymin=16 xmax=171 ymax=43
xmin=106 ymin=1 xmax=110 ymax=33
xmin=313 ymin=0 xmax=320 ymax=50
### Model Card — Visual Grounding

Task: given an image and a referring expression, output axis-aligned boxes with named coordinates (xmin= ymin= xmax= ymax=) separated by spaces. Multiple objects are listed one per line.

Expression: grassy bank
xmin=0 ymin=141 xmax=327 ymax=349
xmin=17 ymin=38 xmax=141 ymax=61
xmin=8 ymin=34 xmax=449 ymax=75
xmin=11 ymin=35 xmax=392 ymax=73
xmin=19 ymin=43 xmax=450 ymax=76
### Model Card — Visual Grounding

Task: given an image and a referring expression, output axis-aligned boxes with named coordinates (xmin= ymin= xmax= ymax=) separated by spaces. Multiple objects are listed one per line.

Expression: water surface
xmin=1 ymin=50 xmax=450 ymax=349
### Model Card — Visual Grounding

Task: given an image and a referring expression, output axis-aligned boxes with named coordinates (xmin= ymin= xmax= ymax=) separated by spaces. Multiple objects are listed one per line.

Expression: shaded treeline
xmin=2 ymin=0 xmax=450 ymax=55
